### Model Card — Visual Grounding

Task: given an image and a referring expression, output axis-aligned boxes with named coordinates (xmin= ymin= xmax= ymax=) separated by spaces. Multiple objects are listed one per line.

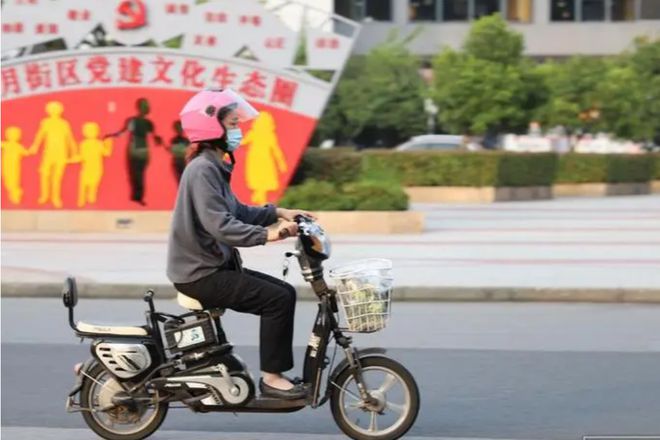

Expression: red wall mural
xmin=1 ymin=88 xmax=316 ymax=210
xmin=1 ymin=0 xmax=359 ymax=212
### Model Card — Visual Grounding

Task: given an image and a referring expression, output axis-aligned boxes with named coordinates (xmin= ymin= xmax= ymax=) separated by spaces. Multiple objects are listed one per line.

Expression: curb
xmin=2 ymin=282 xmax=660 ymax=303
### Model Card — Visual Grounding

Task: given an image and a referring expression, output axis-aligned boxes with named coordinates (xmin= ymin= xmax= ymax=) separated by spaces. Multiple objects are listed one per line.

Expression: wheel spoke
xmin=378 ymin=373 xmax=397 ymax=394
xmin=344 ymin=402 xmax=361 ymax=412
xmin=332 ymin=381 xmax=362 ymax=403
xmin=386 ymin=401 xmax=405 ymax=414
xmin=368 ymin=411 xmax=378 ymax=432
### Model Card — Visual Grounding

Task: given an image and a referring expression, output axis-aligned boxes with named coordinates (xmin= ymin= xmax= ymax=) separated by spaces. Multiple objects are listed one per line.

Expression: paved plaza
xmin=2 ymin=195 xmax=660 ymax=299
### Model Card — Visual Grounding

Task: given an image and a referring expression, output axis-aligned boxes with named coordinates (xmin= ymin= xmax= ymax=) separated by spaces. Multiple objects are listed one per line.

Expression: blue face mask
xmin=225 ymin=128 xmax=243 ymax=152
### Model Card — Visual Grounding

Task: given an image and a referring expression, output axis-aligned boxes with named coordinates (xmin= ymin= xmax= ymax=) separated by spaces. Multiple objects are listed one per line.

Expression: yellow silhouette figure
xmin=30 ymin=101 xmax=78 ymax=208
xmin=1 ymin=126 xmax=31 ymax=204
xmin=74 ymin=122 xmax=113 ymax=207
xmin=242 ymin=112 xmax=288 ymax=204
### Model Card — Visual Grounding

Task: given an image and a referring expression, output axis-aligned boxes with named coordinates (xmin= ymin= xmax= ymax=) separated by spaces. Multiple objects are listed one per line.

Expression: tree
xmin=535 ymin=37 xmax=660 ymax=141
xmin=463 ymin=13 xmax=523 ymax=65
xmin=534 ymin=56 xmax=609 ymax=131
xmin=594 ymin=64 xmax=650 ymax=140
xmin=624 ymin=37 xmax=660 ymax=142
xmin=430 ymin=14 xmax=541 ymax=136
xmin=312 ymin=32 xmax=426 ymax=147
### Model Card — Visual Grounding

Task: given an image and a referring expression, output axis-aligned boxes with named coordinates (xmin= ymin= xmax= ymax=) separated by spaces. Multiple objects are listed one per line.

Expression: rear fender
xmin=66 ymin=358 xmax=99 ymax=412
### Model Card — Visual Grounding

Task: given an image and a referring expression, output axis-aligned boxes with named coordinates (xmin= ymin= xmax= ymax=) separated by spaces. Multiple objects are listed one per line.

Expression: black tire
xmin=330 ymin=356 xmax=420 ymax=440
xmin=80 ymin=364 xmax=168 ymax=440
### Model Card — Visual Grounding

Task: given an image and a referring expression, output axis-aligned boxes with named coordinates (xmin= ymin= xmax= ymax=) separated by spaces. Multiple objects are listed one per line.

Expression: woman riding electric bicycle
xmin=166 ymin=88 xmax=312 ymax=400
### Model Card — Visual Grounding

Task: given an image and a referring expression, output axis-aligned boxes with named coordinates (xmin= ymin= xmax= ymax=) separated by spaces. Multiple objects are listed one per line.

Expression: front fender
xmin=329 ymin=347 xmax=387 ymax=385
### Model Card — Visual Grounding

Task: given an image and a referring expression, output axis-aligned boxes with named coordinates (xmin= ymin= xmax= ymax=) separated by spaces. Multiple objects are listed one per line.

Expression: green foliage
xmin=625 ymin=38 xmax=660 ymax=142
xmin=496 ymin=153 xmax=557 ymax=186
xmin=279 ymin=180 xmax=356 ymax=211
xmin=556 ymin=154 xmax=655 ymax=183
xmin=535 ymin=57 xmax=610 ymax=130
xmin=362 ymin=151 xmax=499 ymax=186
xmin=343 ymin=181 xmax=409 ymax=210
xmin=431 ymin=14 xmax=539 ymax=136
xmin=593 ymin=64 xmax=651 ymax=140
xmin=313 ymin=32 xmax=426 ymax=147
xmin=556 ymin=154 xmax=608 ymax=183
xmin=362 ymin=151 xmax=555 ymax=187
xmin=290 ymin=148 xmax=362 ymax=185
xmin=534 ymin=38 xmax=660 ymax=142
xmin=432 ymin=53 xmax=532 ymax=134
xmin=291 ymin=150 xmax=657 ymax=200
xmin=463 ymin=13 xmax=523 ymax=65
xmin=279 ymin=179 xmax=408 ymax=211
xmin=605 ymin=154 xmax=655 ymax=183
xmin=311 ymin=17 xmax=660 ymax=150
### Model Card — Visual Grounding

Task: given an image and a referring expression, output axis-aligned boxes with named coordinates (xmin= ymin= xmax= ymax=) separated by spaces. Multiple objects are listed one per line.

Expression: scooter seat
xmin=77 ymin=321 xmax=148 ymax=336
xmin=177 ymin=292 xmax=226 ymax=318
xmin=177 ymin=292 xmax=204 ymax=310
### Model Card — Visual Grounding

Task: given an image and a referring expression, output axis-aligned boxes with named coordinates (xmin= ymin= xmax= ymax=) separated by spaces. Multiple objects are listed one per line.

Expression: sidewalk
xmin=3 ymin=195 xmax=660 ymax=302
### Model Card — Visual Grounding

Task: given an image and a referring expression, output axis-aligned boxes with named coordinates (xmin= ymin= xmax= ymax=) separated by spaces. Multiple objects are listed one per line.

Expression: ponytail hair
xmin=185 ymin=142 xmax=206 ymax=163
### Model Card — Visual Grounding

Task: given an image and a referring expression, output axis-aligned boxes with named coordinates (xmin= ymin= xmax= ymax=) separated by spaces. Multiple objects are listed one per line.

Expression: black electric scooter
xmin=64 ymin=215 xmax=420 ymax=440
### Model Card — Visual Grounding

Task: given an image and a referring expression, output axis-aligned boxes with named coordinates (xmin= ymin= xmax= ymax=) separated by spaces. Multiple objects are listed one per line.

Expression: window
xmin=365 ymin=0 xmax=392 ymax=20
xmin=335 ymin=0 xmax=355 ymax=18
xmin=506 ymin=0 xmax=532 ymax=22
xmin=640 ymin=0 xmax=660 ymax=18
xmin=409 ymin=0 xmax=437 ymax=20
xmin=611 ymin=0 xmax=635 ymax=20
xmin=581 ymin=0 xmax=605 ymax=20
xmin=551 ymin=0 xmax=575 ymax=20
xmin=335 ymin=0 xmax=392 ymax=21
xmin=474 ymin=0 xmax=500 ymax=18
xmin=443 ymin=0 xmax=469 ymax=20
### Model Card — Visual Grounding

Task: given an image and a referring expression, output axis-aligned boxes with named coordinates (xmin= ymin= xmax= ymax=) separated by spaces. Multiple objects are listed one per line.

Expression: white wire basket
xmin=328 ymin=259 xmax=393 ymax=333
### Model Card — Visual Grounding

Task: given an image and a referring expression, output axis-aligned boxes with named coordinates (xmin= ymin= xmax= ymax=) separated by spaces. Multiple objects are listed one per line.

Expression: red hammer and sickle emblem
xmin=116 ymin=0 xmax=147 ymax=30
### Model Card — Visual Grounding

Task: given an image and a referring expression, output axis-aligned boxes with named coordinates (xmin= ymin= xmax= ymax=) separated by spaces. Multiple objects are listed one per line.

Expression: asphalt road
xmin=2 ymin=299 xmax=660 ymax=439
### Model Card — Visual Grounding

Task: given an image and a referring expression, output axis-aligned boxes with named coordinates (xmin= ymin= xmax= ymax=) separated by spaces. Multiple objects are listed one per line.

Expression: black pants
xmin=174 ymin=269 xmax=296 ymax=374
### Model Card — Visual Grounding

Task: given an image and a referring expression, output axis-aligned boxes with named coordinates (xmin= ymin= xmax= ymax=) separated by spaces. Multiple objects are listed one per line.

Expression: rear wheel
xmin=80 ymin=364 xmax=168 ymax=440
xmin=330 ymin=356 xmax=420 ymax=440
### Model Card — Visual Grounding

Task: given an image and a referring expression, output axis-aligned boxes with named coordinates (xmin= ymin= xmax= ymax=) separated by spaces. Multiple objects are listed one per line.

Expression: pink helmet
xmin=179 ymin=88 xmax=259 ymax=142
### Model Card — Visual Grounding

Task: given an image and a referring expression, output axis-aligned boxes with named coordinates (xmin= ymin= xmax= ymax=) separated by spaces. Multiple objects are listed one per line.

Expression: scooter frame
xmin=64 ymin=256 xmax=386 ymax=415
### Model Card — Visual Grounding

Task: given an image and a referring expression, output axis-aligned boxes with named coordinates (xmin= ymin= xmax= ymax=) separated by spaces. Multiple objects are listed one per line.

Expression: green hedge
xmin=652 ymin=153 xmax=660 ymax=180
xmin=292 ymin=149 xmax=657 ymax=188
xmin=290 ymin=147 xmax=362 ymax=185
xmin=557 ymin=154 xmax=655 ymax=184
xmin=362 ymin=151 xmax=557 ymax=187
xmin=279 ymin=179 xmax=408 ymax=211
xmin=606 ymin=154 xmax=655 ymax=183
xmin=361 ymin=151 xmax=498 ymax=186
xmin=496 ymin=153 xmax=558 ymax=187
xmin=555 ymin=154 xmax=607 ymax=183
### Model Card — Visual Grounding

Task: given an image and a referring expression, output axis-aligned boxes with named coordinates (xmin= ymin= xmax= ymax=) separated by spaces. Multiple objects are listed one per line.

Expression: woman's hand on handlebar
xmin=266 ymin=221 xmax=298 ymax=242
xmin=276 ymin=208 xmax=317 ymax=222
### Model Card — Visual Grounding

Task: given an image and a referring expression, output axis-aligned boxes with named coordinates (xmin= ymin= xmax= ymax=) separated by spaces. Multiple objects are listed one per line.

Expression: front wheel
xmin=80 ymin=364 xmax=168 ymax=440
xmin=330 ymin=356 xmax=420 ymax=440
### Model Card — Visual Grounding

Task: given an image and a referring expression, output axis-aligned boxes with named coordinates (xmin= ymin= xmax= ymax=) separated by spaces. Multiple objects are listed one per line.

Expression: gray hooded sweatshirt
xmin=166 ymin=148 xmax=277 ymax=284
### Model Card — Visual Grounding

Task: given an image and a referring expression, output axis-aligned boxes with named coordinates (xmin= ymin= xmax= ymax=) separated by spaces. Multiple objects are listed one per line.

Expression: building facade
xmin=333 ymin=0 xmax=660 ymax=56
